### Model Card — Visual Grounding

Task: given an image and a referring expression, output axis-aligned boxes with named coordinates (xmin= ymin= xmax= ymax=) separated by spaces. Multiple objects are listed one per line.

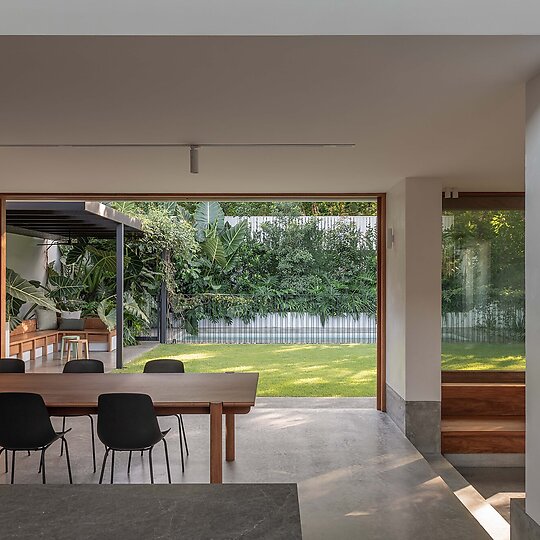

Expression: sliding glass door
xmin=441 ymin=195 xmax=524 ymax=371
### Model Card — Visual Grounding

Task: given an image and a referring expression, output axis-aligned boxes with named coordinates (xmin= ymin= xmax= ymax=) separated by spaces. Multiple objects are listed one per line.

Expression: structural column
xmin=385 ymin=178 xmax=442 ymax=453
xmin=515 ymin=70 xmax=540 ymax=537
xmin=116 ymin=223 xmax=124 ymax=369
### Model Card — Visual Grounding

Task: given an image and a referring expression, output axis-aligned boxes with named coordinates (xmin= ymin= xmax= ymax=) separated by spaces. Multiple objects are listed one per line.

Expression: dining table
xmin=0 ymin=372 xmax=259 ymax=483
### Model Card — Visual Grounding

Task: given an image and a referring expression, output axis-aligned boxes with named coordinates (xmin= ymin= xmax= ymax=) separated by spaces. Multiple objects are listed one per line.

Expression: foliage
xmin=6 ymin=268 xmax=58 ymax=331
xmin=169 ymin=207 xmax=378 ymax=334
xmin=442 ymin=209 xmax=524 ymax=341
xmin=48 ymin=233 xmax=168 ymax=345
xmin=108 ymin=202 xmax=198 ymax=299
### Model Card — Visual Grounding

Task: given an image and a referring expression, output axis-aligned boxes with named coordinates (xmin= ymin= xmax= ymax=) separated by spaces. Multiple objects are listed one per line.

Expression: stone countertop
xmin=0 ymin=483 xmax=302 ymax=540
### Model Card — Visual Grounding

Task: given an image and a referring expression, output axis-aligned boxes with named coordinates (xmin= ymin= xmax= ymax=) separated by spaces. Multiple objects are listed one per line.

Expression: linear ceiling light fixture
xmin=0 ymin=142 xmax=355 ymax=174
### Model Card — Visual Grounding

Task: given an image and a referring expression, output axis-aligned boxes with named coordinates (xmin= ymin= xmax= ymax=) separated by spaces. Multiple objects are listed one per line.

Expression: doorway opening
xmin=1 ymin=196 xmax=386 ymax=408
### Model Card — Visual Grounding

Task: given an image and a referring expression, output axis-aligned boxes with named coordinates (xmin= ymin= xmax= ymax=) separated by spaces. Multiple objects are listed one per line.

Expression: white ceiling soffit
xmin=2 ymin=0 xmax=540 ymax=36
xmin=0 ymin=35 xmax=539 ymax=193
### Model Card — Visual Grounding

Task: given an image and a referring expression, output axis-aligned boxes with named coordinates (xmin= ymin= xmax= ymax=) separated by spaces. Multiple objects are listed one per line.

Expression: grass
xmin=121 ymin=342 xmax=526 ymax=397
xmin=442 ymin=342 xmax=525 ymax=371
xmin=121 ymin=343 xmax=377 ymax=397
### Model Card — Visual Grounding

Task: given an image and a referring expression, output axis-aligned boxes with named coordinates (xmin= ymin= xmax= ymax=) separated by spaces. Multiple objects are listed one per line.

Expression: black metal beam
xmin=116 ymin=223 xmax=124 ymax=369
xmin=5 ymin=202 xmax=143 ymax=241
xmin=159 ymin=250 xmax=169 ymax=344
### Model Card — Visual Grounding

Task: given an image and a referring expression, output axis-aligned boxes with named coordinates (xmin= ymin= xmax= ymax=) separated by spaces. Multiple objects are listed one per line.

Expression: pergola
xmin=5 ymin=201 xmax=143 ymax=368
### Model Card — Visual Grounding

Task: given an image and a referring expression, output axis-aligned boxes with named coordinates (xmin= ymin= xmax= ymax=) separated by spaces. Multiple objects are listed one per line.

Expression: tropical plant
xmin=170 ymin=202 xmax=249 ymax=333
xmin=6 ymin=268 xmax=58 ymax=330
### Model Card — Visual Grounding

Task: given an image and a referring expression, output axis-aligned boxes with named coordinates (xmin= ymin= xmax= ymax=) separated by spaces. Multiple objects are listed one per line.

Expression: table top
xmin=0 ymin=484 xmax=302 ymax=540
xmin=0 ymin=373 xmax=259 ymax=410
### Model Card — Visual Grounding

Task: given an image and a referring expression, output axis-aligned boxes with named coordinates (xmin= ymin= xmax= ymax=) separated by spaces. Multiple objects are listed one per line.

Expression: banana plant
xmin=6 ymin=268 xmax=58 ymax=331
xmin=194 ymin=201 xmax=224 ymax=241
xmin=97 ymin=293 xmax=150 ymax=331
xmin=200 ymin=219 xmax=248 ymax=272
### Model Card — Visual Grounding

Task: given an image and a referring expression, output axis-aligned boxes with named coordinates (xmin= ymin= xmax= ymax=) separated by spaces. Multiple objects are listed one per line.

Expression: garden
xmin=5 ymin=200 xmax=526 ymax=397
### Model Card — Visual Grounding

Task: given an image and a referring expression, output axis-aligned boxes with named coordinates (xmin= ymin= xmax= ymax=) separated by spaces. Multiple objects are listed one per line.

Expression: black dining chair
xmin=97 ymin=393 xmax=171 ymax=484
xmin=0 ymin=358 xmax=27 ymax=473
xmin=0 ymin=392 xmax=73 ymax=484
xmin=57 ymin=359 xmax=104 ymax=473
xmin=0 ymin=359 xmax=25 ymax=373
xmin=143 ymin=359 xmax=189 ymax=472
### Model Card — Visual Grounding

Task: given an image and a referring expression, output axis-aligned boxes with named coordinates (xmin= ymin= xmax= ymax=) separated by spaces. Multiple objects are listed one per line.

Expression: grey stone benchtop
xmin=0 ymin=483 xmax=302 ymax=540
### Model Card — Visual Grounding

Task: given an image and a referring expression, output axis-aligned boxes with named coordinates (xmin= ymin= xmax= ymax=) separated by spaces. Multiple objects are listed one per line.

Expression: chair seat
xmin=3 ymin=431 xmax=63 ymax=451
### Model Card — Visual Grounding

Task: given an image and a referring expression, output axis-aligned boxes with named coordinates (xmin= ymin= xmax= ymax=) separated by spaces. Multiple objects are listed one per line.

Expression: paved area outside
xmin=0 ymin=397 xmax=489 ymax=540
xmin=24 ymin=342 xmax=159 ymax=373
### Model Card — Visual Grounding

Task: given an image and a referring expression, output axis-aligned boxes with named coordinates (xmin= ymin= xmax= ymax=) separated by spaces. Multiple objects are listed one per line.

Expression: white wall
xmin=386 ymin=178 xmax=442 ymax=401
xmin=525 ymin=71 xmax=540 ymax=524
xmin=386 ymin=181 xmax=407 ymax=397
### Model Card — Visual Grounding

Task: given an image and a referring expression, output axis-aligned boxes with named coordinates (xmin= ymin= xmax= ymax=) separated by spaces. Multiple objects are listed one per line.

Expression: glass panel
xmin=441 ymin=208 xmax=525 ymax=370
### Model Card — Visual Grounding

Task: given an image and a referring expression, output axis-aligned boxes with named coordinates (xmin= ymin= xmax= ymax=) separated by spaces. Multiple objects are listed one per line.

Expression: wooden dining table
xmin=0 ymin=372 xmax=259 ymax=484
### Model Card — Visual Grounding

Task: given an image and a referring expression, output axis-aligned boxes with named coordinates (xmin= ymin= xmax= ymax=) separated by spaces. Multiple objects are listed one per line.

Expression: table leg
xmin=226 ymin=414 xmax=235 ymax=462
xmin=210 ymin=402 xmax=223 ymax=484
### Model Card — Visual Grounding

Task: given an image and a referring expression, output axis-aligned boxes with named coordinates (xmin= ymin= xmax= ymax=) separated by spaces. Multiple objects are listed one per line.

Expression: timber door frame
xmin=0 ymin=193 xmax=387 ymax=411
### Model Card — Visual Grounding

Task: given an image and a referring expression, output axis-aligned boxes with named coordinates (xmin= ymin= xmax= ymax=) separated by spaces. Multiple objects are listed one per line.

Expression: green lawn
xmin=121 ymin=343 xmax=377 ymax=397
xmin=121 ymin=342 xmax=525 ymax=397
xmin=442 ymin=342 xmax=525 ymax=371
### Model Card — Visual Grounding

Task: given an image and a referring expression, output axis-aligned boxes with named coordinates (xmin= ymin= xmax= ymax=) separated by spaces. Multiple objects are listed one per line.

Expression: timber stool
xmin=63 ymin=337 xmax=89 ymax=362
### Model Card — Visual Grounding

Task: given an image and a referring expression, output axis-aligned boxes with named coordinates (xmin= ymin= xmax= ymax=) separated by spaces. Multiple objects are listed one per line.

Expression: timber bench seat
xmin=9 ymin=319 xmax=116 ymax=360
xmin=441 ymin=371 xmax=525 ymax=454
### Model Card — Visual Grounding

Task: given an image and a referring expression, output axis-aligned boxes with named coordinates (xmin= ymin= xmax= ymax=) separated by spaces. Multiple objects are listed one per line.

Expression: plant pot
xmin=61 ymin=310 xmax=82 ymax=320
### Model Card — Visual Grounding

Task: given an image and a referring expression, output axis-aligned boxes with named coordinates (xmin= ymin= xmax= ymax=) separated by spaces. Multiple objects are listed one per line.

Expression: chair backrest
xmin=63 ymin=359 xmax=104 ymax=373
xmin=0 ymin=359 xmax=25 ymax=373
xmin=0 ymin=393 xmax=56 ymax=449
xmin=143 ymin=359 xmax=185 ymax=374
xmin=97 ymin=393 xmax=163 ymax=450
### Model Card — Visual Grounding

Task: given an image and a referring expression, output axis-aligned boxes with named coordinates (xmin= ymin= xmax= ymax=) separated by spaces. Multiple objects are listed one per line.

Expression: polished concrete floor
xmin=0 ymin=398 xmax=490 ymax=540
xmin=457 ymin=467 xmax=525 ymax=523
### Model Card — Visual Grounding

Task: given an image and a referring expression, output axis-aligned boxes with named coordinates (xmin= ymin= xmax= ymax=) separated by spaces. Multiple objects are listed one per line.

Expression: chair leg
xmin=175 ymin=415 xmax=185 ymax=473
xmin=163 ymin=439 xmax=172 ymax=484
xmin=10 ymin=451 xmax=15 ymax=484
xmin=127 ymin=451 xmax=132 ymax=474
xmin=0 ymin=448 xmax=6 ymax=474
xmin=62 ymin=438 xmax=73 ymax=484
xmin=40 ymin=448 xmax=46 ymax=484
xmin=110 ymin=450 xmax=115 ymax=484
xmin=149 ymin=447 xmax=154 ymax=484
xmin=179 ymin=414 xmax=189 ymax=456
xmin=60 ymin=417 xmax=66 ymax=456
xmin=87 ymin=415 xmax=96 ymax=473
xmin=99 ymin=448 xmax=110 ymax=484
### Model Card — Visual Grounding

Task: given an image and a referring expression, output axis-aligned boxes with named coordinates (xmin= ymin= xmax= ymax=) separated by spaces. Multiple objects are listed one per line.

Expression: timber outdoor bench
xmin=9 ymin=319 xmax=116 ymax=360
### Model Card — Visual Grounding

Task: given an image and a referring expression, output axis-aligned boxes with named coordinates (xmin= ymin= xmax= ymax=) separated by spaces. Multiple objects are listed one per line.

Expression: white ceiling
xmin=3 ymin=1 xmax=540 ymax=35
xmin=1 ymin=36 xmax=540 ymax=194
